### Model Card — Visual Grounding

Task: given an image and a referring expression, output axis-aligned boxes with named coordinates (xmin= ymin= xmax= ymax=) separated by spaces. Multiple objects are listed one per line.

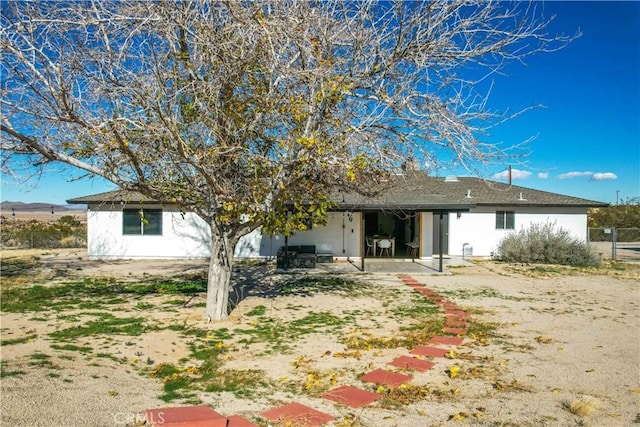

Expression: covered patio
xmin=279 ymin=256 xmax=474 ymax=274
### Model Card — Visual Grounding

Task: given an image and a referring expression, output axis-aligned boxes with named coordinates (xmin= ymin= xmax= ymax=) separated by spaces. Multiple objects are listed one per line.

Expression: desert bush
xmin=495 ymin=222 xmax=601 ymax=267
xmin=59 ymin=235 xmax=86 ymax=248
xmin=0 ymin=216 xmax=86 ymax=249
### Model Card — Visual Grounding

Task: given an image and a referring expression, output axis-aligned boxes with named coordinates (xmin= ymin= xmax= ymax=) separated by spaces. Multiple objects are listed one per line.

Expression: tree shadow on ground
xmin=228 ymin=263 xmax=368 ymax=313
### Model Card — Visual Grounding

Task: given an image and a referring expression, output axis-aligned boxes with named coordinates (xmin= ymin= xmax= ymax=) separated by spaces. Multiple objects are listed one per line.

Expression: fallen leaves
xmin=449 ymin=412 xmax=468 ymax=421
xmin=492 ymin=380 xmax=531 ymax=392
xmin=448 ymin=365 xmax=460 ymax=378
xmin=535 ymin=335 xmax=553 ymax=344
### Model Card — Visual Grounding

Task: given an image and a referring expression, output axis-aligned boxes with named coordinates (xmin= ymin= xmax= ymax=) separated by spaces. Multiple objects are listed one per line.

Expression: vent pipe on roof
xmin=444 ymin=175 xmax=459 ymax=182
xmin=518 ymin=192 xmax=526 ymax=201
xmin=465 ymin=189 xmax=472 ymax=198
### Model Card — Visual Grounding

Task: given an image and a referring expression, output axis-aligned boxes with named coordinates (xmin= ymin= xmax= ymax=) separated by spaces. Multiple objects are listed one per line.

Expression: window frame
xmin=122 ymin=208 xmax=163 ymax=236
xmin=495 ymin=210 xmax=515 ymax=230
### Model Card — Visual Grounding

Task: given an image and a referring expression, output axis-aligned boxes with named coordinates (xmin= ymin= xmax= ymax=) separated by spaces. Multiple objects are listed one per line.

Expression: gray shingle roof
xmin=339 ymin=172 xmax=607 ymax=209
xmin=67 ymin=172 xmax=608 ymax=209
xmin=67 ymin=189 xmax=159 ymax=204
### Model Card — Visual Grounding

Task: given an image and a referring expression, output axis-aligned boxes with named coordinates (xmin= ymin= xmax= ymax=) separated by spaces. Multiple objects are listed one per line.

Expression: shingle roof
xmin=67 ymin=189 xmax=159 ymax=204
xmin=339 ymin=172 xmax=607 ymax=209
xmin=67 ymin=172 xmax=608 ymax=209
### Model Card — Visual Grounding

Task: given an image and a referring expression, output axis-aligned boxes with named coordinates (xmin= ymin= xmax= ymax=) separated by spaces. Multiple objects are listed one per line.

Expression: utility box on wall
xmin=463 ymin=245 xmax=473 ymax=257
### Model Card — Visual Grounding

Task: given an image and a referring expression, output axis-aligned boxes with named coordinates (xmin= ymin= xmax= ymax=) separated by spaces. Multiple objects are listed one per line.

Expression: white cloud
xmin=556 ymin=171 xmax=618 ymax=181
xmin=557 ymin=171 xmax=593 ymax=179
xmin=538 ymin=172 xmax=549 ymax=179
xmin=591 ymin=172 xmax=617 ymax=181
xmin=491 ymin=168 xmax=531 ymax=181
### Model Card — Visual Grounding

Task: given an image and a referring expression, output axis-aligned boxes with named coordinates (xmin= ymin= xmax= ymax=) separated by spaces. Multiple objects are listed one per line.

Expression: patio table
xmin=373 ymin=237 xmax=395 ymax=257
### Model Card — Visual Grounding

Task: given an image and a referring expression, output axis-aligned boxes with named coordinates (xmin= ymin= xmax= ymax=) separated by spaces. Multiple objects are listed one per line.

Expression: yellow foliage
xmin=449 ymin=412 xmax=468 ymax=421
xmin=448 ymin=365 xmax=460 ymax=378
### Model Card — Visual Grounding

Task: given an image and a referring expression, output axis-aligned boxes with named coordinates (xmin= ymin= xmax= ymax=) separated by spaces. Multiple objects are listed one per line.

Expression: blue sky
xmin=1 ymin=1 xmax=638 ymax=206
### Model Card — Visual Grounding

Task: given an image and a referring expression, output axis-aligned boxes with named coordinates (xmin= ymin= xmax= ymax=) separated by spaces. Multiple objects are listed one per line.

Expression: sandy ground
xmin=1 ymin=249 xmax=639 ymax=426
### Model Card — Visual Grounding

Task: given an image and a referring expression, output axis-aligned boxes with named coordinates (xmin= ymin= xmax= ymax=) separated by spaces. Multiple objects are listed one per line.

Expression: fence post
xmin=612 ymin=228 xmax=617 ymax=260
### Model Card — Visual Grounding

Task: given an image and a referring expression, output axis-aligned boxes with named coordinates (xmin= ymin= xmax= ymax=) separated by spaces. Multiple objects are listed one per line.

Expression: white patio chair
xmin=377 ymin=239 xmax=392 ymax=257
xmin=365 ymin=237 xmax=374 ymax=257
xmin=406 ymin=236 xmax=419 ymax=257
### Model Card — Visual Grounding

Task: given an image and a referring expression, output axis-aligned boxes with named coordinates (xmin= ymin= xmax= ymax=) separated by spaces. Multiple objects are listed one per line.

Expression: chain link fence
xmin=588 ymin=228 xmax=640 ymax=262
xmin=1 ymin=230 xmax=86 ymax=249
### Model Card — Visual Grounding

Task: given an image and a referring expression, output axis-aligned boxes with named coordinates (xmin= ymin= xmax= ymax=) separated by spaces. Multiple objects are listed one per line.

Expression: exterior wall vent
xmin=444 ymin=175 xmax=459 ymax=182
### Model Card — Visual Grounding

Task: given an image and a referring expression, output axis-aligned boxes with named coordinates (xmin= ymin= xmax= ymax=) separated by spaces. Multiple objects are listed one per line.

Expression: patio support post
xmin=361 ymin=212 xmax=366 ymax=271
xmin=284 ymin=235 xmax=289 ymax=270
xmin=438 ymin=211 xmax=444 ymax=273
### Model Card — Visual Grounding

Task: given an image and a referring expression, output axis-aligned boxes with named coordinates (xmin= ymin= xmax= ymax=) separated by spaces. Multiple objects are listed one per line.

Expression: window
xmin=123 ymin=209 xmax=162 ymax=235
xmin=496 ymin=211 xmax=515 ymax=230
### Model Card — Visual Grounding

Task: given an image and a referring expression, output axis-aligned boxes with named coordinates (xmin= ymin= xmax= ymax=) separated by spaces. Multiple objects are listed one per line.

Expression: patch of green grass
xmin=49 ymin=314 xmax=150 ymax=340
xmin=278 ymin=276 xmax=370 ymax=297
xmin=149 ymin=331 xmax=273 ymax=402
xmin=50 ymin=343 xmax=93 ymax=353
xmin=1 ymin=334 xmax=37 ymax=346
xmin=440 ymin=287 xmax=503 ymax=300
xmin=236 ymin=319 xmax=289 ymax=351
xmin=159 ymin=376 xmax=192 ymax=402
xmin=0 ymin=277 xmax=207 ymax=313
xmin=344 ymin=318 xmax=445 ymax=350
xmin=246 ymin=305 xmax=267 ymax=316
xmin=28 ymin=353 xmax=60 ymax=369
xmin=289 ymin=311 xmax=346 ymax=332
xmin=466 ymin=320 xmax=499 ymax=341
xmin=30 ymin=353 xmax=50 ymax=360
xmin=151 ymin=363 xmax=197 ymax=402
xmin=135 ymin=301 xmax=154 ymax=310
xmin=0 ymin=361 xmax=25 ymax=378
xmin=390 ymin=294 xmax=439 ymax=318
xmin=202 ymin=369 xmax=270 ymax=397
xmin=493 ymin=260 xmax=640 ymax=280
xmin=171 ymin=326 xmax=234 ymax=341
xmin=236 ymin=312 xmax=347 ymax=354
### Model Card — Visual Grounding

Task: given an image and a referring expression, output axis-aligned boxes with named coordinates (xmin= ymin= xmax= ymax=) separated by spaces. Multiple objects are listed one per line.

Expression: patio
xmin=281 ymin=257 xmax=474 ymax=274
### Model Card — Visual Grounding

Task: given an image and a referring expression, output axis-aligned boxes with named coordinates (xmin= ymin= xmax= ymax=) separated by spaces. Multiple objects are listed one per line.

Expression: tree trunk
xmin=205 ymin=225 xmax=235 ymax=321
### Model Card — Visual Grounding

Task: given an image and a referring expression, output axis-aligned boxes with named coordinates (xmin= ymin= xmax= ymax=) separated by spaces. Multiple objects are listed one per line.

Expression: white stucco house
xmin=67 ymin=172 xmax=607 ymax=261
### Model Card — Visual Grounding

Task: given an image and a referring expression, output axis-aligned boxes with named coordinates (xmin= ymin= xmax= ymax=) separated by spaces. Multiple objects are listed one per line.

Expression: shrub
xmin=0 ymin=216 xmax=86 ymax=249
xmin=495 ymin=222 xmax=601 ymax=267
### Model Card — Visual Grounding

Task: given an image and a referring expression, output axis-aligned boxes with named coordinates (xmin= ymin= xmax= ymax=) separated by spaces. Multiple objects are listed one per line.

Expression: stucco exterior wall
xmin=87 ymin=206 xmax=362 ymax=259
xmin=235 ymin=212 xmax=362 ymax=259
xmin=447 ymin=206 xmax=589 ymax=257
xmin=85 ymin=204 xmax=588 ymax=260
xmin=87 ymin=204 xmax=210 ymax=259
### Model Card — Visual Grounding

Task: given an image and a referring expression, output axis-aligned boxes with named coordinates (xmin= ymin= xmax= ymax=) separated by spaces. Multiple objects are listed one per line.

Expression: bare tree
xmin=1 ymin=1 xmax=576 ymax=320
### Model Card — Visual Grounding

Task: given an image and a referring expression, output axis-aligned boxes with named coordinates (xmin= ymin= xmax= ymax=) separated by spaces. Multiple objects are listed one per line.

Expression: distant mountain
xmin=0 ymin=201 xmax=85 ymax=212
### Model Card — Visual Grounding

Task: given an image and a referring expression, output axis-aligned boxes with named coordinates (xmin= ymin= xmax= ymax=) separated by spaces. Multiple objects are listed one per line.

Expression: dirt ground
xmin=1 ymin=249 xmax=639 ymax=427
